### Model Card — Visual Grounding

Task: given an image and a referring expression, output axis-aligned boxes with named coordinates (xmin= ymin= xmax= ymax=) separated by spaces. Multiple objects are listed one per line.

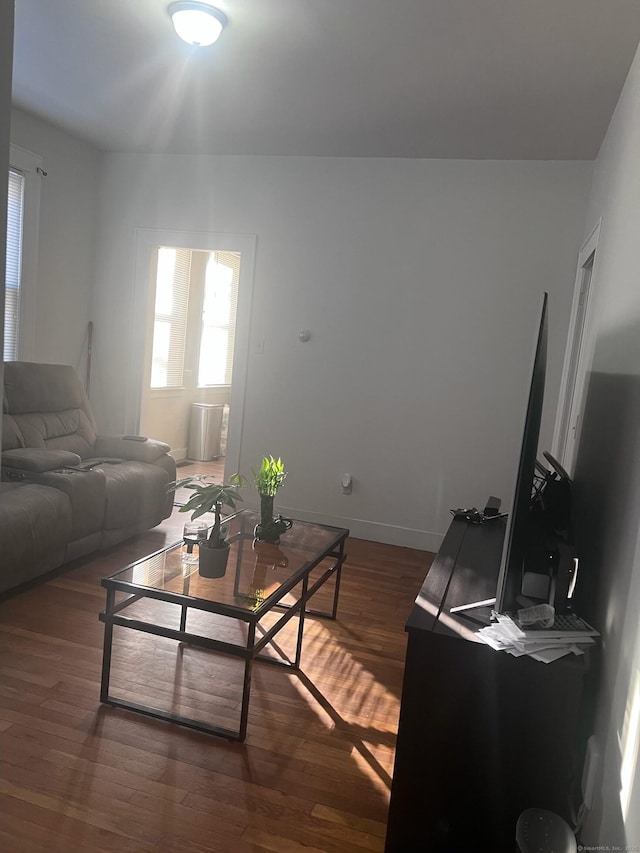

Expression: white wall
xmin=9 ymin=108 xmax=99 ymax=373
xmin=572 ymin=42 xmax=640 ymax=847
xmin=92 ymin=154 xmax=591 ymax=548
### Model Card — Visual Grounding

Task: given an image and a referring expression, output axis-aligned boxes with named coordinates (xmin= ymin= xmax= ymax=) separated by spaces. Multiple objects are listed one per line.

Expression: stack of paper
xmin=476 ymin=613 xmax=599 ymax=663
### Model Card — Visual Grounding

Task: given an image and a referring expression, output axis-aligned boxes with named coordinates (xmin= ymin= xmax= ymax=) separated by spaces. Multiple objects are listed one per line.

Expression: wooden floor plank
xmin=0 ymin=486 xmax=431 ymax=852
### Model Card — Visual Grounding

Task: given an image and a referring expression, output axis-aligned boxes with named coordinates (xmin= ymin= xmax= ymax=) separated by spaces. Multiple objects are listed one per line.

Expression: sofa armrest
xmin=2 ymin=448 xmax=82 ymax=473
xmin=94 ymin=435 xmax=171 ymax=464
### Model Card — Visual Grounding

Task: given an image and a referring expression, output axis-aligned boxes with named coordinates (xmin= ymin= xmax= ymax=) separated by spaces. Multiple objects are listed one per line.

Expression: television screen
xmin=494 ymin=292 xmax=548 ymax=614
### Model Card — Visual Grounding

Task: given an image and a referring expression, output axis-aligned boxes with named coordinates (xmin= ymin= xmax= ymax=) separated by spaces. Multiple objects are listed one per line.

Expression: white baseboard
xmin=268 ymin=504 xmax=444 ymax=553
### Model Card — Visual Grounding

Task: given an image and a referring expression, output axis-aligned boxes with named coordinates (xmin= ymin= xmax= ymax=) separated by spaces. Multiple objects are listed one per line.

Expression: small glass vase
xmin=182 ymin=520 xmax=208 ymax=565
xmin=254 ymin=494 xmax=293 ymax=543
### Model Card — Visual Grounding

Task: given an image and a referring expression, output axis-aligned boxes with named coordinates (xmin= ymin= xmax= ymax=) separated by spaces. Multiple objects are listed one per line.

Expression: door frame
xmin=551 ymin=218 xmax=601 ymax=476
xmin=128 ymin=228 xmax=257 ymax=480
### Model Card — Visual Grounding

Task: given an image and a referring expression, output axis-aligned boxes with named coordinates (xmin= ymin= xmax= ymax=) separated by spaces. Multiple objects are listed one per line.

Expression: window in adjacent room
xmin=150 ymin=246 xmax=192 ymax=388
xmin=198 ymin=251 xmax=240 ymax=387
xmin=148 ymin=247 xmax=240 ymax=389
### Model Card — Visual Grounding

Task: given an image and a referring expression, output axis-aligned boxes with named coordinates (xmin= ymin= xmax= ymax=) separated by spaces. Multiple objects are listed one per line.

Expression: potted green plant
xmin=252 ymin=456 xmax=292 ymax=543
xmin=169 ymin=473 xmax=245 ymax=577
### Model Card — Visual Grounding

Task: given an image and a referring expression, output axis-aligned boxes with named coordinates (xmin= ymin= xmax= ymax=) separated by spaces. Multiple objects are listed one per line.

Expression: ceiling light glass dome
xmin=168 ymin=2 xmax=227 ymax=47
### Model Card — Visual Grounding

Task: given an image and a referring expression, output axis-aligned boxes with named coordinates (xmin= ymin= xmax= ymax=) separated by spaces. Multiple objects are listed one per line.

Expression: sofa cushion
xmin=3 ymin=362 xmax=97 ymax=455
xmin=89 ymin=460 xmax=172 ymax=530
xmin=4 ymin=361 xmax=94 ymax=416
xmin=8 ymin=467 xmax=107 ymax=541
xmin=11 ymin=409 xmax=97 ymax=456
xmin=2 ymin=448 xmax=82 ymax=472
xmin=94 ymin=435 xmax=171 ymax=463
xmin=2 ymin=414 xmax=25 ymax=450
xmin=0 ymin=482 xmax=72 ymax=594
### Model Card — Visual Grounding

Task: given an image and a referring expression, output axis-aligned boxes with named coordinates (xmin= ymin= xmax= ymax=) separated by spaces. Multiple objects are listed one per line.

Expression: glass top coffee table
xmin=99 ymin=510 xmax=348 ymax=742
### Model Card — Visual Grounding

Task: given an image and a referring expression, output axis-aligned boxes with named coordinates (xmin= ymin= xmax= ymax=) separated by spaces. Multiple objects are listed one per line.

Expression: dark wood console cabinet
xmin=384 ymin=516 xmax=590 ymax=852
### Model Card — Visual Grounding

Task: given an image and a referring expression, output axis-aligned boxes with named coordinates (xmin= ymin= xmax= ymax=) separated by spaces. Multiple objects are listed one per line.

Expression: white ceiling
xmin=11 ymin=0 xmax=640 ymax=158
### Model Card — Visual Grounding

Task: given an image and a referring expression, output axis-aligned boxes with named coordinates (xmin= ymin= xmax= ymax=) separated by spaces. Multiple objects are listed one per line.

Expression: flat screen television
xmin=494 ymin=292 xmax=548 ymax=614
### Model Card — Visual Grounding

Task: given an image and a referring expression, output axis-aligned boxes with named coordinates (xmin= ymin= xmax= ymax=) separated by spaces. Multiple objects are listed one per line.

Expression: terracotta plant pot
xmin=198 ymin=541 xmax=230 ymax=578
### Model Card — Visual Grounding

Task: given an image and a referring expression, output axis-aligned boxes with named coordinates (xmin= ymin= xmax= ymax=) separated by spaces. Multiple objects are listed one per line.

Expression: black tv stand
xmin=384 ymin=515 xmax=591 ymax=852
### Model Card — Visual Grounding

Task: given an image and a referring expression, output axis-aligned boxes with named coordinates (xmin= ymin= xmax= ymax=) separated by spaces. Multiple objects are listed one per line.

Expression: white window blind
xmin=150 ymin=246 xmax=191 ymax=388
xmin=5 ymin=169 xmax=25 ymax=360
xmin=198 ymin=251 xmax=240 ymax=386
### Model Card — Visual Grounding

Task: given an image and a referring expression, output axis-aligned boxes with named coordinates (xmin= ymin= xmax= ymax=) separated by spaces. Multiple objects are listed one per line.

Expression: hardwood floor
xmin=0 ymin=485 xmax=432 ymax=853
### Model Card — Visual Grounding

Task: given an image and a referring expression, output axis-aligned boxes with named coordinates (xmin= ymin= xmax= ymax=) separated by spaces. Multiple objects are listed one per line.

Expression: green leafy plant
xmin=168 ymin=473 xmax=245 ymax=548
xmin=252 ymin=456 xmax=292 ymax=543
xmin=253 ymin=456 xmax=287 ymax=497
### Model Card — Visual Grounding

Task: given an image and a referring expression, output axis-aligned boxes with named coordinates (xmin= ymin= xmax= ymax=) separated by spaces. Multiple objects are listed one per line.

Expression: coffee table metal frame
xmin=99 ymin=512 xmax=348 ymax=742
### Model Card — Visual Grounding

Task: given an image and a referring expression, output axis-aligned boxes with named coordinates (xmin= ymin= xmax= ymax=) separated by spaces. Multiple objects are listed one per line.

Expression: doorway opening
xmin=131 ymin=229 xmax=256 ymax=482
xmin=552 ymin=220 xmax=601 ymax=476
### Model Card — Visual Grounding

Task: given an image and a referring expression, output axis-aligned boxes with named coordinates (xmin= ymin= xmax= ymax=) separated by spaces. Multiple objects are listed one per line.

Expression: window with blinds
xmin=4 ymin=169 xmax=25 ymax=360
xmin=198 ymin=251 xmax=240 ymax=386
xmin=150 ymin=247 xmax=192 ymax=388
xmin=149 ymin=246 xmax=240 ymax=390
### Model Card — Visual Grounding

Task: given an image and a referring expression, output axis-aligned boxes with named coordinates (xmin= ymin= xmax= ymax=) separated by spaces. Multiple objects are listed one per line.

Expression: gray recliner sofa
xmin=1 ymin=361 xmax=176 ymax=593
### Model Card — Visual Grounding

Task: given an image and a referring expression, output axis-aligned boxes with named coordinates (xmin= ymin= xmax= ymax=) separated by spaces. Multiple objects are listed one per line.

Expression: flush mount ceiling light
xmin=168 ymin=2 xmax=227 ymax=46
